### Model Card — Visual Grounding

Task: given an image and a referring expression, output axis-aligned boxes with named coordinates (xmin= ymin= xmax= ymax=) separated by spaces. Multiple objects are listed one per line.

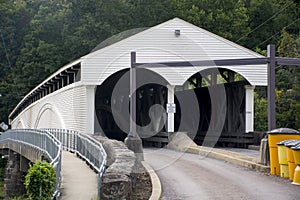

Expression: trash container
xmin=259 ymin=138 xmax=269 ymax=166
xmin=292 ymin=144 xmax=300 ymax=185
xmin=277 ymin=140 xmax=297 ymax=178
xmin=285 ymin=140 xmax=300 ymax=181
xmin=268 ymin=128 xmax=300 ymax=176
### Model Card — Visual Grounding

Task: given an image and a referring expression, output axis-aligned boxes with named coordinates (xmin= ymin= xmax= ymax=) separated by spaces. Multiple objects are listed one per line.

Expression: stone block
xmin=101 ymin=172 xmax=132 ymax=200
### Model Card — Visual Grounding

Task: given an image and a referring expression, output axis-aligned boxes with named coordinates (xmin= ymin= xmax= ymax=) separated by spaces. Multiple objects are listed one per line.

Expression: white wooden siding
xmin=10 ymin=83 xmax=90 ymax=134
xmin=81 ymin=18 xmax=267 ymax=86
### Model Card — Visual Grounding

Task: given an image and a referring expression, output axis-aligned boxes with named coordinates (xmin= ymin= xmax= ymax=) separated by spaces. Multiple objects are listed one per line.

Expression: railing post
xmin=98 ymin=172 xmax=101 ymax=200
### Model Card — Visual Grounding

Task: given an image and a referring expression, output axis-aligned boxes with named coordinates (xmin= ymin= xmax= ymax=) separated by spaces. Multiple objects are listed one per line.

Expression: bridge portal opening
xmin=177 ymin=68 xmax=251 ymax=147
xmin=95 ymin=68 xmax=169 ymax=141
xmin=95 ymin=67 xmax=253 ymax=148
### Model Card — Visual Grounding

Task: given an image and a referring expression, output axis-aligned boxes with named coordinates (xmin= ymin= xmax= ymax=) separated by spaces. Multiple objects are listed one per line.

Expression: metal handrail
xmin=0 ymin=128 xmax=107 ymax=199
xmin=0 ymin=129 xmax=62 ymax=198
xmin=44 ymin=128 xmax=107 ymax=199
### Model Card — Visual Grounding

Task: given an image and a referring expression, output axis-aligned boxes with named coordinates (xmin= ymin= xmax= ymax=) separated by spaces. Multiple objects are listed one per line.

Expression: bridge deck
xmin=59 ymin=151 xmax=98 ymax=200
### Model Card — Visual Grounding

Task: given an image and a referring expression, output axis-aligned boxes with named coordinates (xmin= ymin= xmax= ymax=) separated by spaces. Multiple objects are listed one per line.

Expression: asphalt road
xmin=144 ymin=148 xmax=300 ymax=200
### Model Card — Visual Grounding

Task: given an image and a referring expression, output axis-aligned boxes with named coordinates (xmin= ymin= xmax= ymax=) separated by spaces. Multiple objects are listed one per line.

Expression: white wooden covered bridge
xmin=9 ymin=18 xmax=267 ymax=146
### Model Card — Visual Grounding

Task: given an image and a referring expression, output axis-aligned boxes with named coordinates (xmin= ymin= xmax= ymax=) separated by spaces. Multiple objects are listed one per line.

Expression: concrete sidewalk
xmin=59 ymin=151 xmax=98 ymax=200
xmin=187 ymin=146 xmax=270 ymax=173
xmin=166 ymin=132 xmax=270 ymax=173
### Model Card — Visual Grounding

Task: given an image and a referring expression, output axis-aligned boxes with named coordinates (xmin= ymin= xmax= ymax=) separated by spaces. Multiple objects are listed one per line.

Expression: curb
xmin=187 ymin=146 xmax=270 ymax=173
xmin=141 ymin=161 xmax=162 ymax=200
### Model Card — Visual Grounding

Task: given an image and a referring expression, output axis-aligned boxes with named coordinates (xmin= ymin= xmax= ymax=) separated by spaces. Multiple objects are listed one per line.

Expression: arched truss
xmin=34 ymin=103 xmax=65 ymax=129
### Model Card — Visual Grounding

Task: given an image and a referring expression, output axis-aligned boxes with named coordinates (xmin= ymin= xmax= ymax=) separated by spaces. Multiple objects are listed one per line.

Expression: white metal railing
xmin=43 ymin=128 xmax=107 ymax=199
xmin=0 ymin=129 xmax=62 ymax=198
xmin=0 ymin=128 xmax=107 ymax=199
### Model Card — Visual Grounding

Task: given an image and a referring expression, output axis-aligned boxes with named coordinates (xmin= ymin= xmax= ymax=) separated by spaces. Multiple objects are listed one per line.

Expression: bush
xmin=25 ymin=161 xmax=56 ymax=200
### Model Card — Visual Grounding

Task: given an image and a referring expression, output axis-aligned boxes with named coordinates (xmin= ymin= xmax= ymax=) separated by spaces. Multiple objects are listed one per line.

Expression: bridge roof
xmin=9 ymin=59 xmax=81 ymax=120
xmin=81 ymin=18 xmax=267 ymax=86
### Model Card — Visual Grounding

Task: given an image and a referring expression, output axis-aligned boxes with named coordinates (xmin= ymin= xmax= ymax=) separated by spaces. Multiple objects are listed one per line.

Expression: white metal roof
xmin=81 ymin=18 xmax=267 ymax=86
xmin=9 ymin=59 xmax=81 ymax=119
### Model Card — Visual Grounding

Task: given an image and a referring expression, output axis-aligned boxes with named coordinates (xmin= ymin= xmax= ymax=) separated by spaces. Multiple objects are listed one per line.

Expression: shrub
xmin=25 ymin=161 xmax=56 ymax=200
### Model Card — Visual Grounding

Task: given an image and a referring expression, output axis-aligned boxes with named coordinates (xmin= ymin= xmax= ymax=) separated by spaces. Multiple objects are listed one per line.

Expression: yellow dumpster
xmin=277 ymin=140 xmax=290 ymax=178
xmin=285 ymin=140 xmax=300 ymax=181
xmin=292 ymin=144 xmax=300 ymax=185
xmin=268 ymin=128 xmax=300 ymax=176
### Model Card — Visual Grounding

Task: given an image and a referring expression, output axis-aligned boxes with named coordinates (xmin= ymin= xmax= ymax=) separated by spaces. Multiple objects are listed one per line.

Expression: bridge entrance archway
xmin=95 ymin=68 xmax=169 ymax=141
xmin=95 ymin=66 xmax=254 ymax=148
xmin=175 ymin=67 xmax=253 ymax=147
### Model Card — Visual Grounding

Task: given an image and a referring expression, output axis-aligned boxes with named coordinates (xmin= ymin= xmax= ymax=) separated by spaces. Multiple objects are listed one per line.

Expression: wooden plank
xmin=143 ymin=137 xmax=169 ymax=143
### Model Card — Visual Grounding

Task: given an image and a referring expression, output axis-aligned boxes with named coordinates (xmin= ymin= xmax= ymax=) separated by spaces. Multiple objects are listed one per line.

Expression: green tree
xmin=0 ymin=0 xmax=29 ymax=124
xmin=276 ymin=30 xmax=300 ymax=130
xmin=16 ymin=1 xmax=73 ymax=90
xmin=245 ymin=0 xmax=300 ymax=49
xmin=254 ymin=30 xmax=300 ymax=131
xmin=254 ymin=92 xmax=268 ymax=131
xmin=129 ymin=0 xmax=174 ymax=27
xmin=275 ymin=89 xmax=295 ymax=128
xmin=172 ymin=0 xmax=250 ymax=44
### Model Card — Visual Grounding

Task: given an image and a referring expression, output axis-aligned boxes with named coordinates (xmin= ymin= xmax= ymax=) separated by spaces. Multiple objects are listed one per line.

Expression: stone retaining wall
xmin=93 ymin=136 xmax=136 ymax=200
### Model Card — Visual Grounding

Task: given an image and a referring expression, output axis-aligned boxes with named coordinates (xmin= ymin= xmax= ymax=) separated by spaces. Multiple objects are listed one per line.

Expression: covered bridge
xmin=9 ymin=18 xmax=267 ymax=146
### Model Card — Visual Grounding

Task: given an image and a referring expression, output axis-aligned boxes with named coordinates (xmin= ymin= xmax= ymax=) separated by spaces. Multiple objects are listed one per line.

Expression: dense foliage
xmin=0 ymin=0 xmax=299 ymax=131
xmin=25 ymin=161 xmax=56 ymax=200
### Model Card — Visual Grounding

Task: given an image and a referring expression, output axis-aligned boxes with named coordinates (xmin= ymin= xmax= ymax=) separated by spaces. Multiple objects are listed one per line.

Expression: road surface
xmin=144 ymin=148 xmax=300 ymax=200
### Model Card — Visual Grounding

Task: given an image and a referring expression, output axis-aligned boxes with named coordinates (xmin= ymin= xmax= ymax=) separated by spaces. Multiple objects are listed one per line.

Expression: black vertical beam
xmin=125 ymin=52 xmax=144 ymax=162
xmin=228 ymin=71 xmax=234 ymax=83
xmin=267 ymin=44 xmax=276 ymax=131
xmin=130 ymin=52 xmax=137 ymax=136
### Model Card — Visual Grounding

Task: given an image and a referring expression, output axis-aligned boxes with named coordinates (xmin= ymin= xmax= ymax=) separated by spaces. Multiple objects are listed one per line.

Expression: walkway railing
xmin=0 ymin=129 xmax=62 ymax=198
xmin=0 ymin=128 xmax=107 ymax=199
xmin=43 ymin=128 xmax=107 ymax=199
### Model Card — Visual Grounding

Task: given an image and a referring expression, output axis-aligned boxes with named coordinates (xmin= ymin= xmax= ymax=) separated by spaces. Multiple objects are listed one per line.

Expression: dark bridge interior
xmin=95 ymin=69 xmax=168 ymax=140
xmin=95 ymin=68 xmax=251 ymax=147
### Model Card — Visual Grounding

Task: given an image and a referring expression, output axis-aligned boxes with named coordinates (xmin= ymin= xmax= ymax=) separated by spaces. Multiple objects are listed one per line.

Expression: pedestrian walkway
xmin=59 ymin=151 xmax=98 ymax=200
